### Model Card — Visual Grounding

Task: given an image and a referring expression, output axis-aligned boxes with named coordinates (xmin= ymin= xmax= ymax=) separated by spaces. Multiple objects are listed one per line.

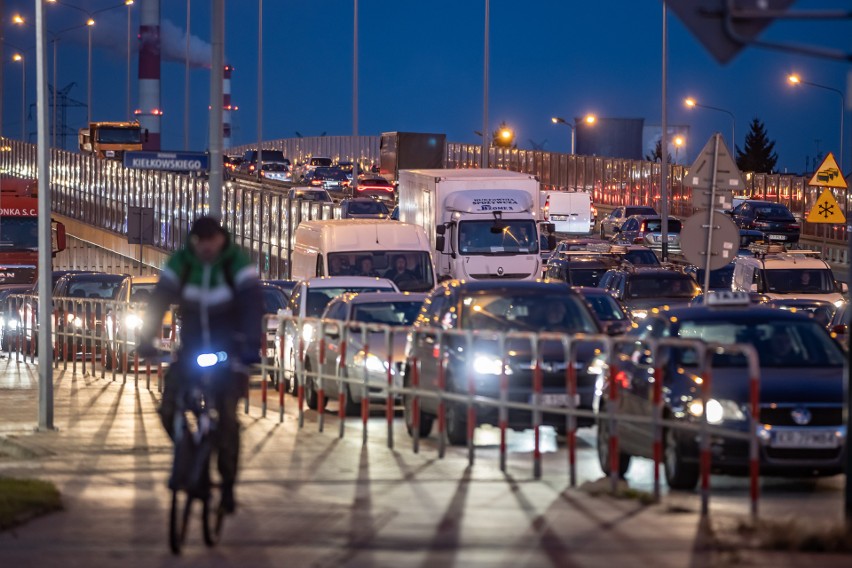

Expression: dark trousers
xmin=159 ymin=363 xmax=243 ymax=490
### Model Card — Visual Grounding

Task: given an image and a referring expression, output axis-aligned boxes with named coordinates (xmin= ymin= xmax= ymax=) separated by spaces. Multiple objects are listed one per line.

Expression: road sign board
xmin=688 ymin=133 xmax=744 ymax=211
xmin=123 ymin=151 xmax=210 ymax=173
xmin=807 ymin=152 xmax=847 ymax=189
xmin=668 ymin=0 xmax=796 ymax=64
xmin=680 ymin=212 xmax=740 ymax=272
xmin=806 ymin=189 xmax=846 ymax=224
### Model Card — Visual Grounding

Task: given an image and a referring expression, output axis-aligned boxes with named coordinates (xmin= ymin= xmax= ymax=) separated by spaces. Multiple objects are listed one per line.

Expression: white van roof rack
xmin=747 ymin=243 xmax=787 ymax=256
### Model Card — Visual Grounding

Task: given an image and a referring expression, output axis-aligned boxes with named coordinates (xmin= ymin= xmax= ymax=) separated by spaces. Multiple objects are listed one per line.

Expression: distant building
xmin=575 ymin=118 xmax=644 ymax=160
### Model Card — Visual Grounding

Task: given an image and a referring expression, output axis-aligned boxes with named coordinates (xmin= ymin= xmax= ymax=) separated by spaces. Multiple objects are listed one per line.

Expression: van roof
xmin=305 ymin=276 xmax=397 ymax=289
xmin=296 ymin=219 xmax=430 ymax=250
xmin=739 ymin=253 xmax=829 ymax=269
xmin=403 ymin=168 xmax=537 ymax=181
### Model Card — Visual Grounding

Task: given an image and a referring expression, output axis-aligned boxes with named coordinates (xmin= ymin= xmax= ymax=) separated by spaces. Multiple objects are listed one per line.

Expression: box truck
xmin=398 ymin=169 xmax=553 ymax=282
xmin=379 ymin=132 xmax=446 ymax=182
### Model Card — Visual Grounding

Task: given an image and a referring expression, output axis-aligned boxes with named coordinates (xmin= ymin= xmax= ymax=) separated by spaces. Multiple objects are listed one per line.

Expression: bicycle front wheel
xmin=169 ymin=490 xmax=192 ymax=555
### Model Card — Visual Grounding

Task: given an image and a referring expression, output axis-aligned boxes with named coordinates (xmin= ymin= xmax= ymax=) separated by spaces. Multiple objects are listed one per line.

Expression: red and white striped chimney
xmin=137 ymin=0 xmax=161 ymax=150
xmin=223 ymin=65 xmax=233 ymax=149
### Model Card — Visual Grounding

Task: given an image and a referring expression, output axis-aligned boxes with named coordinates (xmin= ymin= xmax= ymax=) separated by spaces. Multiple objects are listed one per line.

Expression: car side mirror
xmin=547 ymin=235 xmax=557 ymax=250
xmin=435 ymin=235 xmax=445 ymax=252
xmin=324 ymin=322 xmax=340 ymax=339
xmin=749 ymin=283 xmax=758 ymax=293
xmin=435 ymin=225 xmax=446 ymax=236
xmin=543 ymin=223 xmax=555 ymax=233
xmin=840 ymin=282 xmax=848 ymax=294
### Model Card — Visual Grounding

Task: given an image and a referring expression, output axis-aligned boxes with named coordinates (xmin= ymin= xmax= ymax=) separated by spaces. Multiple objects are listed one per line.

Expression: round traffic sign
xmin=680 ymin=212 xmax=740 ymax=271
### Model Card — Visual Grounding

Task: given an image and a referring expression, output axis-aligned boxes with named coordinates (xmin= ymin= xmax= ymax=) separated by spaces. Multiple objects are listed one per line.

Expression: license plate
xmin=531 ymin=394 xmax=581 ymax=407
xmin=768 ymin=234 xmax=786 ymax=241
xmin=651 ymin=235 xmax=676 ymax=243
xmin=550 ymin=215 xmax=568 ymax=221
xmin=771 ymin=430 xmax=839 ymax=449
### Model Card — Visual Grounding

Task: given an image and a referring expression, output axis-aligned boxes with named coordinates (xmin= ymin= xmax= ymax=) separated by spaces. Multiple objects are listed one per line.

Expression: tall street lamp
xmin=86 ymin=18 xmax=94 ymax=124
xmin=13 ymin=53 xmax=25 ymax=140
xmin=674 ymin=135 xmax=685 ymax=164
xmin=551 ymin=114 xmax=596 ymax=155
xmin=788 ymin=74 xmax=844 ymax=172
xmin=126 ymin=0 xmax=134 ymax=121
xmin=684 ymin=97 xmax=735 ymax=149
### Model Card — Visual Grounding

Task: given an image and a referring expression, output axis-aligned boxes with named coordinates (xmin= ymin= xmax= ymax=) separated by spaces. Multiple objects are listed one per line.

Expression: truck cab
xmin=79 ymin=121 xmax=146 ymax=160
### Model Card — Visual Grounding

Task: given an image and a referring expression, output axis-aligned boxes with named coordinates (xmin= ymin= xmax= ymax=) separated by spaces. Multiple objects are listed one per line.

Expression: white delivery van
xmin=544 ymin=191 xmax=593 ymax=235
xmin=291 ymin=219 xmax=436 ymax=292
xmin=398 ymin=168 xmax=554 ymax=281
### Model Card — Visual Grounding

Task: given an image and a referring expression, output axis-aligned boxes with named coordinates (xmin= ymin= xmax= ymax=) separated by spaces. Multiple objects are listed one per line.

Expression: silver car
xmin=303 ymin=292 xmax=427 ymax=414
xmin=611 ymin=214 xmax=681 ymax=255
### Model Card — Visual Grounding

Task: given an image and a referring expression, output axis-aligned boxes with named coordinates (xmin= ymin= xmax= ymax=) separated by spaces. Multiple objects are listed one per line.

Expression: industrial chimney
xmin=137 ymin=0 xmax=161 ymax=150
xmin=223 ymin=65 xmax=233 ymax=149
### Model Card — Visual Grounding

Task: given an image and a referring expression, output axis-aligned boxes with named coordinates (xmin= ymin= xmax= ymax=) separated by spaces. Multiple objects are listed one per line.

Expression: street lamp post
xmin=550 ymin=115 xmax=596 ymax=155
xmin=684 ymin=97 xmax=736 ymax=149
xmin=13 ymin=54 xmax=25 ymax=140
xmin=788 ymin=74 xmax=844 ymax=173
xmin=87 ymin=18 xmax=94 ymax=124
xmin=126 ymin=1 xmax=133 ymax=121
xmin=257 ymin=0 xmax=263 ymax=180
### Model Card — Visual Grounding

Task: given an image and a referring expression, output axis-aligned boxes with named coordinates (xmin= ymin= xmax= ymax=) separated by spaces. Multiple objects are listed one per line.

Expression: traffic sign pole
xmin=701 ymin=135 xmax=721 ymax=293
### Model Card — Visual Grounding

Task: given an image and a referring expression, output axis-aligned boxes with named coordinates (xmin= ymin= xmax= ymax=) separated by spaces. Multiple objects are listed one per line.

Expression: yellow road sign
xmin=808 ymin=152 xmax=847 ymax=189
xmin=807 ymin=188 xmax=846 ymax=224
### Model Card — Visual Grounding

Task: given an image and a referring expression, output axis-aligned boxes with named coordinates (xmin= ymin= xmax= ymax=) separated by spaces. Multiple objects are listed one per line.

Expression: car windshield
xmin=763 ymin=269 xmax=835 ymax=294
xmin=351 ymin=301 xmax=424 ymax=326
xmin=627 ymin=275 xmax=699 ymax=299
xmin=461 ymin=292 xmax=599 ymax=333
xmin=583 ymin=294 xmax=627 ymax=322
xmin=0 ymin=217 xmax=38 ymax=250
xmin=347 ymin=201 xmax=388 ymax=215
xmin=263 ymin=288 xmax=289 ymax=313
xmin=67 ymin=279 xmax=123 ymax=299
xmin=622 ymin=249 xmax=659 ymax=266
xmin=96 ymin=126 xmax=141 ymax=144
xmin=306 ymin=286 xmax=393 ymax=318
xmin=458 ymin=220 xmax=539 ymax=254
xmin=696 ymin=265 xmax=735 ymax=290
xmin=677 ymin=319 xmax=844 ymax=368
xmin=129 ymin=283 xmax=156 ymax=303
xmin=643 ymin=219 xmax=682 ymax=233
xmin=753 ymin=204 xmax=794 ymax=220
xmin=327 ymin=251 xmax=434 ymax=292
xmin=290 ymin=189 xmax=330 ymax=202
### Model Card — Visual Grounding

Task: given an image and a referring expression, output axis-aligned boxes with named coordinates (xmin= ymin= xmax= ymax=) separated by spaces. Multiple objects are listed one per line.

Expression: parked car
xmin=728 ymin=200 xmax=800 ymax=244
xmin=339 ymin=198 xmax=390 ymax=219
xmin=402 ymin=280 xmax=607 ymax=444
xmin=302 ymin=292 xmax=427 ymax=412
xmin=600 ymin=206 xmax=657 ymax=239
xmin=611 ymin=215 xmax=682 ymax=255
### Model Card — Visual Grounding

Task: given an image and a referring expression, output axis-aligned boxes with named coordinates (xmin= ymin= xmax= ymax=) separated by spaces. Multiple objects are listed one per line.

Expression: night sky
xmin=2 ymin=0 xmax=849 ymax=174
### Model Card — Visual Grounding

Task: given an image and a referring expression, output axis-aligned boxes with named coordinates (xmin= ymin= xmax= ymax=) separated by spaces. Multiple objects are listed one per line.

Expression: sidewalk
xmin=0 ymin=359 xmax=848 ymax=567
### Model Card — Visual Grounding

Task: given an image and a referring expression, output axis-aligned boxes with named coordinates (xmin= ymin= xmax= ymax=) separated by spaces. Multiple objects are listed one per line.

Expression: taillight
xmin=249 ymin=164 xmax=255 ymax=171
xmin=789 ymin=224 xmax=800 ymax=230
xmin=311 ymin=179 xmax=322 ymax=186
xmin=633 ymin=237 xmax=644 ymax=244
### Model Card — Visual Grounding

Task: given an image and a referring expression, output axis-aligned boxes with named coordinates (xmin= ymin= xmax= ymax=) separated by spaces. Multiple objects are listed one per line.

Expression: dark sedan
xmin=728 ymin=200 xmax=800 ymax=244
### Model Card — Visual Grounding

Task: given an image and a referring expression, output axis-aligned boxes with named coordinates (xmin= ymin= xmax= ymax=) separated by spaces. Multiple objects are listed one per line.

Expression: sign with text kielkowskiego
xmin=123 ymin=151 xmax=210 ymax=173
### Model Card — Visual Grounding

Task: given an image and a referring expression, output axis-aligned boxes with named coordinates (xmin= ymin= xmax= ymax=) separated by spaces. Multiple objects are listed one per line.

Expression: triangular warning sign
xmin=808 ymin=152 xmax=847 ymax=189
xmin=806 ymin=188 xmax=846 ymax=224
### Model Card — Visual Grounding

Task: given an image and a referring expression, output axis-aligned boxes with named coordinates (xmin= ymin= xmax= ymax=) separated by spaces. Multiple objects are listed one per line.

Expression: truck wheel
xmin=664 ymin=428 xmax=699 ymax=490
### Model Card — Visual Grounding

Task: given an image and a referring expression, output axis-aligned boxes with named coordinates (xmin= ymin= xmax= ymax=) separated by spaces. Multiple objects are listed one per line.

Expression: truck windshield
xmin=96 ymin=127 xmax=142 ymax=144
xmin=326 ymin=251 xmax=434 ymax=293
xmin=458 ymin=220 xmax=539 ymax=255
xmin=763 ymin=269 xmax=835 ymax=294
xmin=0 ymin=217 xmax=38 ymax=250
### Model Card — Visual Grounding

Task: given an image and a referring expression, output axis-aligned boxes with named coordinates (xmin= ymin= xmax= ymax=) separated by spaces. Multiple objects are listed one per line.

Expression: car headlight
xmin=124 ymin=314 xmax=144 ymax=330
xmin=301 ymin=323 xmax=314 ymax=343
xmin=72 ymin=317 xmax=83 ymax=329
xmin=687 ymin=398 xmax=746 ymax=424
xmin=354 ymin=352 xmax=388 ymax=374
xmin=587 ymin=356 xmax=608 ymax=376
xmin=834 ymin=300 xmax=845 ymax=308
xmin=7 ymin=318 xmax=18 ymax=331
xmin=473 ymin=354 xmax=505 ymax=375
xmin=631 ymin=309 xmax=648 ymax=320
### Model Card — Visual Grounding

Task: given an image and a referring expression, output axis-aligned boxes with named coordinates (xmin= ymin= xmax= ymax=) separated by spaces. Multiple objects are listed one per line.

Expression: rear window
xmin=752 ymin=204 xmax=794 ymax=220
xmin=348 ymin=201 xmax=388 ymax=215
xmin=626 ymin=207 xmax=657 ymax=216
xmin=309 ymin=157 xmax=333 ymax=167
xmin=622 ymin=249 xmax=660 ymax=266
xmin=256 ymin=150 xmax=286 ymax=162
xmin=627 ymin=274 xmax=699 ymax=299
xmin=642 ymin=219 xmax=682 ymax=233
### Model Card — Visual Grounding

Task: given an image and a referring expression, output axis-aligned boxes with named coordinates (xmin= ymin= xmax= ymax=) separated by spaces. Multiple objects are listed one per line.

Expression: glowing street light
xmin=683 ymin=96 xmax=735 ymax=147
xmin=673 ymin=135 xmax=685 ymax=163
xmin=12 ymin=14 xmax=25 ymax=25
xmin=551 ymin=114 xmax=596 ymax=154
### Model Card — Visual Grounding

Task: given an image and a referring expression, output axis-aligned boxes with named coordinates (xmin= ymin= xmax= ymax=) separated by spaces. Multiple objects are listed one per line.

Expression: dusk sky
xmin=2 ymin=0 xmax=849 ymax=174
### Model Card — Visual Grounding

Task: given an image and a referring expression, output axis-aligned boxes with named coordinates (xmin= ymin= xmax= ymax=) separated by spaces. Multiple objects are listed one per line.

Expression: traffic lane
xmin=245 ymin=379 xmax=846 ymax=521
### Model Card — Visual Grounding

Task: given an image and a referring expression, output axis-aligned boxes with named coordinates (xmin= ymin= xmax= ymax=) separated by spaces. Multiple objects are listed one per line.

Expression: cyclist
xmin=138 ymin=216 xmax=263 ymax=514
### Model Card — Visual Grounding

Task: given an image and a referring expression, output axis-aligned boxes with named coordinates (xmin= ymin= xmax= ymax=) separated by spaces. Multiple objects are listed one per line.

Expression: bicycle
xmin=167 ymin=350 xmax=233 ymax=555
